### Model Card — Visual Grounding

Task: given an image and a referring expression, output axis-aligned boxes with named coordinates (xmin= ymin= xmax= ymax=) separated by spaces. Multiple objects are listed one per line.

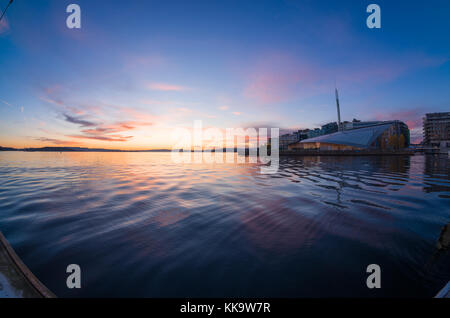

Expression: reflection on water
xmin=0 ymin=152 xmax=448 ymax=297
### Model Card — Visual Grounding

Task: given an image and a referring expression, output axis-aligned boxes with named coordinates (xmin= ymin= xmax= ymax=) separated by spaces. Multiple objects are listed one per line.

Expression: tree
xmin=388 ymin=135 xmax=400 ymax=150
xmin=380 ymin=135 xmax=386 ymax=150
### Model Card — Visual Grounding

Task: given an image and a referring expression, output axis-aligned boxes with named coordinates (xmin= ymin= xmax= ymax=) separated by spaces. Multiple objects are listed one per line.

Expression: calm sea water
xmin=0 ymin=152 xmax=449 ymax=297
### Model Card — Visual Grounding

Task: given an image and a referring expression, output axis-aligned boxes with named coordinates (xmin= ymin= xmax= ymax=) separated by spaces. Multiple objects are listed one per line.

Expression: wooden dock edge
xmin=0 ymin=231 xmax=56 ymax=298
xmin=435 ymin=281 xmax=450 ymax=298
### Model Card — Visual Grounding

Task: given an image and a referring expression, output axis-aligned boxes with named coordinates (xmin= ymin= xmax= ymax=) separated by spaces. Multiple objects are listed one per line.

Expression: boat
xmin=0 ymin=231 xmax=55 ymax=298
xmin=435 ymin=281 xmax=450 ymax=298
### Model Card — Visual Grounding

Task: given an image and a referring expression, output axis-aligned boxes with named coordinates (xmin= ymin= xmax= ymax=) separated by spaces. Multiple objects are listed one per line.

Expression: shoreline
xmin=279 ymin=150 xmax=415 ymax=156
xmin=0 ymin=149 xmax=420 ymax=156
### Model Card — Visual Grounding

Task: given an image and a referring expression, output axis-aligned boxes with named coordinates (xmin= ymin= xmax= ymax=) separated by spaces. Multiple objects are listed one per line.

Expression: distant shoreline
xmin=280 ymin=150 xmax=415 ymax=156
xmin=0 ymin=146 xmax=240 ymax=153
xmin=1 ymin=146 xmax=422 ymax=156
xmin=0 ymin=146 xmax=172 ymax=153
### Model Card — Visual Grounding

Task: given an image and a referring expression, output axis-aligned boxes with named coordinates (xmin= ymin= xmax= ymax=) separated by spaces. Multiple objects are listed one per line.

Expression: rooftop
xmin=299 ymin=122 xmax=399 ymax=149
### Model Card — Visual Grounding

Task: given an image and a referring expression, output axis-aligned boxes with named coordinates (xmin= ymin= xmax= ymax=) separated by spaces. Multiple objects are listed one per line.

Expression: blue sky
xmin=0 ymin=0 xmax=449 ymax=148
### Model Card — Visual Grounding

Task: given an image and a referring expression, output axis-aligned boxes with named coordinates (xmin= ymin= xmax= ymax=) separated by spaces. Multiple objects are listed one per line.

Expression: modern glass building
xmin=423 ymin=112 xmax=450 ymax=147
xmin=288 ymin=121 xmax=410 ymax=151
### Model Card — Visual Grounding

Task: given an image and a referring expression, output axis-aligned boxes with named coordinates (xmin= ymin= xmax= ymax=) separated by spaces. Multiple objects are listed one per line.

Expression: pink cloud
xmin=177 ymin=107 xmax=192 ymax=113
xmin=0 ymin=17 xmax=9 ymax=35
xmin=35 ymin=137 xmax=79 ymax=146
xmin=68 ymin=134 xmax=133 ymax=142
xmin=147 ymin=83 xmax=187 ymax=91
xmin=373 ymin=109 xmax=423 ymax=130
xmin=40 ymin=96 xmax=88 ymax=116
xmin=243 ymin=52 xmax=322 ymax=104
xmin=243 ymin=51 xmax=448 ymax=105
xmin=232 ymin=112 xmax=241 ymax=116
xmin=140 ymin=99 xmax=168 ymax=106
xmin=125 ymin=55 xmax=166 ymax=69
xmin=372 ymin=108 xmax=425 ymax=143
xmin=43 ymin=85 xmax=62 ymax=95
xmin=75 ymin=118 xmax=153 ymax=142
xmin=119 ymin=107 xmax=158 ymax=123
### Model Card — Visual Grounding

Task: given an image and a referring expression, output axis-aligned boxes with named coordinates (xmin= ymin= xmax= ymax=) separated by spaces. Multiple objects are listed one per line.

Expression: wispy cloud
xmin=34 ymin=137 xmax=77 ymax=146
xmin=68 ymin=134 xmax=133 ymax=142
xmin=40 ymin=96 xmax=87 ymax=115
xmin=81 ymin=121 xmax=152 ymax=135
xmin=1 ymin=99 xmax=24 ymax=113
xmin=39 ymin=84 xmax=156 ymax=144
xmin=0 ymin=99 xmax=13 ymax=107
xmin=243 ymin=51 xmax=448 ymax=105
xmin=0 ymin=17 xmax=9 ymax=35
xmin=65 ymin=114 xmax=153 ymax=142
xmin=63 ymin=114 xmax=97 ymax=127
xmin=147 ymin=82 xmax=188 ymax=91
xmin=243 ymin=52 xmax=321 ymax=104
xmin=125 ymin=55 xmax=167 ymax=69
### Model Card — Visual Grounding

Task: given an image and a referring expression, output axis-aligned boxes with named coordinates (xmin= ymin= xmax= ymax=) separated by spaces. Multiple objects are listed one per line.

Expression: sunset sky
xmin=0 ymin=0 xmax=449 ymax=149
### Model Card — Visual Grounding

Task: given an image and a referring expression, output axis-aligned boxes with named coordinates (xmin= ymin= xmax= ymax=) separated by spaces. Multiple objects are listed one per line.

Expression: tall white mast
xmin=335 ymin=86 xmax=342 ymax=131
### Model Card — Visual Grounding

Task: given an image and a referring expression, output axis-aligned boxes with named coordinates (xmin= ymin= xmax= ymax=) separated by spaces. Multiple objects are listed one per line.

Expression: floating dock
xmin=0 ymin=231 xmax=55 ymax=298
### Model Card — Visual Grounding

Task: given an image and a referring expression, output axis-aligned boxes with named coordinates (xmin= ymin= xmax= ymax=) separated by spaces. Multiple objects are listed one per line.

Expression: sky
xmin=0 ymin=0 xmax=449 ymax=149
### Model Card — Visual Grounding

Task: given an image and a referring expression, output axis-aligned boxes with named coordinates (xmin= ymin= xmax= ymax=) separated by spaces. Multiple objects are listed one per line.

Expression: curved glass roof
xmin=299 ymin=123 xmax=394 ymax=149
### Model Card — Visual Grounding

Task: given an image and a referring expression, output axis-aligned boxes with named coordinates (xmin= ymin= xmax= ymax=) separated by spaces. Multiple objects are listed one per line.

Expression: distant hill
xmin=0 ymin=146 xmax=18 ymax=151
xmin=0 ymin=146 xmax=243 ymax=153
xmin=0 ymin=146 xmax=172 ymax=152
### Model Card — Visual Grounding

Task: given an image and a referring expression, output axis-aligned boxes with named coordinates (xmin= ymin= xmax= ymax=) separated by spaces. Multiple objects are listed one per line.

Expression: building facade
xmin=307 ymin=128 xmax=322 ymax=139
xmin=321 ymin=122 xmax=338 ymax=135
xmin=423 ymin=112 xmax=450 ymax=151
xmin=288 ymin=121 xmax=410 ymax=152
xmin=279 ymin=133 xmax=300 ymax=151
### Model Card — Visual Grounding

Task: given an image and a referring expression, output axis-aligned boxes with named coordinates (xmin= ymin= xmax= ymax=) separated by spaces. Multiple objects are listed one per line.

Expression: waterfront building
xmin=342 ymin=119 xmax=384 ymax=130
xmin=279 ymin=133 xmax=300 ymax=151
xmin=321 ymin=120 xmax=385 ymax=135
xmin=280 ymin=128 xmax=324 ymax=151
xmin=288 ymin=121 xmax=410 ymax=151
xmin=321 ymin=122 xmax=338 ymax=135
xmin=423 ymin=112 xmax=450 ymax=152
xmin=307 ymin=128 xmax=322 ymax=139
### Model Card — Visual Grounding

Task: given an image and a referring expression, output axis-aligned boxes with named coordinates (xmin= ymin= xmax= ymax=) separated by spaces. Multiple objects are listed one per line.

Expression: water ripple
xmin=0 ymin=152 xmax=449 ymax=297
